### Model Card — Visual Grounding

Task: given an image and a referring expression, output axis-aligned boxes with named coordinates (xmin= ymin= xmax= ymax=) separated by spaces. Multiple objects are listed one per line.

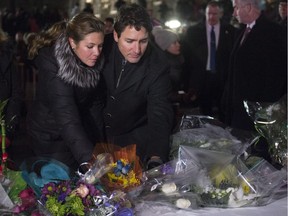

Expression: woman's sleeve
xmin=46 ymin=70 xmax=94 ymax=164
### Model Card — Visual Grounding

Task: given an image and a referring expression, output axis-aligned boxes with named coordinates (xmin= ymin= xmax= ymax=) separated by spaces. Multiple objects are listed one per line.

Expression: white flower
xmin=161 ymin=182 xmax=177 ymax=194
xmin=175 ymin=198 xmax=191 ymax=209
xmin=85 ymin=175 xmax=96 ymax=184
xmin=232 ymin=187 xmax=244 ymax=200
xmin=75 ymin=184 xmax=90 ymax=198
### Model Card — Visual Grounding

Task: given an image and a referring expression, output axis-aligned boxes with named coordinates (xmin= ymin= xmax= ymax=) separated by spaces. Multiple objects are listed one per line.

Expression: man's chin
xmin=127 ymin=58 xmax=141 ymax=64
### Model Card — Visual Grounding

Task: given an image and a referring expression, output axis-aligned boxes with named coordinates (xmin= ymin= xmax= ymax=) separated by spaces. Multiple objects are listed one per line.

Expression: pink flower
xmin=75 ymin=184 xmax=90 ymax=198
xmin=13 ymin=188 xmax=37 ymax=213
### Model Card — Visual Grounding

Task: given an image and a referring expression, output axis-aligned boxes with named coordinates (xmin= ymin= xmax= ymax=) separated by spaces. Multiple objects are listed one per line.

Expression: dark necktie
xmin=210 ymin=26 xmax=216 ymax=73
xmin=240 ymin=27 xmax=251 ymax=45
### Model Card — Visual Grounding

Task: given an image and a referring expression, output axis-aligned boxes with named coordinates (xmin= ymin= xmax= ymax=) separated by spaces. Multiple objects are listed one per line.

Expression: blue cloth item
xmin=20 ymin=158 xmax=71 ymax=197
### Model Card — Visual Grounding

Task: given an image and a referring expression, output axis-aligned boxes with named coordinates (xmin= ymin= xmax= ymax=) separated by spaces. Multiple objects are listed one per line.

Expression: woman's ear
xmin=68 ymin=37 xmax=76 ymax=49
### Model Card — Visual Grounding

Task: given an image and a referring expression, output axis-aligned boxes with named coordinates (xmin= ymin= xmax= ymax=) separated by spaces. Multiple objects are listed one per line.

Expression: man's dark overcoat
xmin=102 ymin=34 xmax=174 ymax=162
xmin=222 ymin=13 xmax=287 ymax=131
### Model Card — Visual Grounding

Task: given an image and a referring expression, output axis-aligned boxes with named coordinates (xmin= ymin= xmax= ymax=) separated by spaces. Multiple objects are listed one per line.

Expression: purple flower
xmin=42 ymin=182 xmax=56 ymax=195
xmin=57 ymin=180 xmax=72 ymax=195
xmin=161 ymin=164 xmax=174 ymax=175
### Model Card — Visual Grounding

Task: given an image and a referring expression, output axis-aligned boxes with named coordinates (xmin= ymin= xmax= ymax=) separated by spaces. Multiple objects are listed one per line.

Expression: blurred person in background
xmin=70 ymin=2 xmax=80 ymax=18
xmin=0 ymin=27 xmax=23 ymax=142
xmin=152 ymin=27 xmax=196 ymax=130
xmin=104 ymin=17 xmax=114 ymax=34
xmin=276 ymin=0 xmax=287 ymax=27
xmin=183 ymin=0 xmax=235 ymax=119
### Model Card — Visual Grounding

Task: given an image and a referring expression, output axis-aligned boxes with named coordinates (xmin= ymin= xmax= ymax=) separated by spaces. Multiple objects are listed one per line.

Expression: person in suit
xmin=102 ymin=3 xmax=174 ymax=169
xmin=183 ymin=0 xmax=236 ymax=118
xmin=222 ymin=0 xmax=287 ymax=131
xmin=221 ymin=0 xmax=287 ymax=161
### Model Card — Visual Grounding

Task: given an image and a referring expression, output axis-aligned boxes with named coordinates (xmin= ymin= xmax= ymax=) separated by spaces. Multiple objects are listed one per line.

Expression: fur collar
xmin=54 ymin=34 xmax=104 ymax=88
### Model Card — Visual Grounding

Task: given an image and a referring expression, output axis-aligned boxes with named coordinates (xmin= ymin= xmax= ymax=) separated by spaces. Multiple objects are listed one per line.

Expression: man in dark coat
xmin=222 ymin=0 xmax=287 ymax=131
xmin=221 ymin=0 xmax=287 ymax=162
xmin=183 ymin=1 xmax=236 ymax=118
xmin=102 ymin=4 xmax=173 ymax=169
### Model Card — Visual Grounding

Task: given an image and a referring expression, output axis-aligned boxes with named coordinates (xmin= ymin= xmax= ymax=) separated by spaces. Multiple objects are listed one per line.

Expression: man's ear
xmin=113 ymin=30 xmax=119 ymax=42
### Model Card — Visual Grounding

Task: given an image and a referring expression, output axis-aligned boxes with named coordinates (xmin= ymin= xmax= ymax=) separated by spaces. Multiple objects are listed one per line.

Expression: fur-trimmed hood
xmin=54 ymin=33 xmax=104 ymax=88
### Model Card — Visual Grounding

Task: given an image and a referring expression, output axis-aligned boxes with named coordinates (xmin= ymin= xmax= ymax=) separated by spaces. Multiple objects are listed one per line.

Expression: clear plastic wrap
xmin=244 ymin=95 xmax=287 ymax=167
xmin=134 ymin=146 xmax=287 ymax=211
xmin=170 ymin=115 xmax=256 ymax=159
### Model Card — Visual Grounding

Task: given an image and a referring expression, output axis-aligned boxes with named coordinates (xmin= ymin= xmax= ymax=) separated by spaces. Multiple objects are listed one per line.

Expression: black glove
xmin=146 ymin=157 xmax=163 ymax=170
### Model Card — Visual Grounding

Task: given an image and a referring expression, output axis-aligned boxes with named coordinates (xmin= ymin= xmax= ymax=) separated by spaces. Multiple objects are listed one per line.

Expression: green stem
xmin=1 ymin=120 xmax=5 ymax=158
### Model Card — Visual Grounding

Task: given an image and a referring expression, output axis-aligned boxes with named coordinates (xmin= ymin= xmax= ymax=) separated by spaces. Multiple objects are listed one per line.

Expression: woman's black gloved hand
xmin=146 ymin=156 xmax=163 ymax=170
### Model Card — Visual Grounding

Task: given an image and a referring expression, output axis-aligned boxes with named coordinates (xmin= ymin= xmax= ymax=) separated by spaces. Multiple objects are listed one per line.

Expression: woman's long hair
xmin=28 ymin=12 xmax=104 ymax=60
xmin=28 ymin=21 xmax=67 ymax=59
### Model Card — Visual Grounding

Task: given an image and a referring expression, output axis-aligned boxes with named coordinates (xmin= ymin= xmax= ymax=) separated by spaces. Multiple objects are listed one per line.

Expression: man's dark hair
xmin=206 ymin=0 xmax=221 ymax=8
xmin=114 ymin=3 xmax=152 ymax=38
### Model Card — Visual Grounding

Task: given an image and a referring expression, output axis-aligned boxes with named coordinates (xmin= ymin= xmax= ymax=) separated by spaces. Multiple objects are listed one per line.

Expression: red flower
xmin=13 ymin=188 xmax=37 ymax=213
xmin=2 ymin=152 xmax=8 ymax=162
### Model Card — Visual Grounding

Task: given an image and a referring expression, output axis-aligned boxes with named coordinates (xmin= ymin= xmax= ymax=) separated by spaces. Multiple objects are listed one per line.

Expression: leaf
xmin=0 ymin=99 xmax=9 ymax=120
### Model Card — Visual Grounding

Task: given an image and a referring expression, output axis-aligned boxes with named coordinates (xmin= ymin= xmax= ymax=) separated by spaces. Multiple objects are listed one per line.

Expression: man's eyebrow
xmin=125 ymin=37 xmax=149 ymax=41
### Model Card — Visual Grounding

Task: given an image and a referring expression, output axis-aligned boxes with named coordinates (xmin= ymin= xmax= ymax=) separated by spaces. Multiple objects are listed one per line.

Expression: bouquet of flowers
xmin=170 ymin=115 xmax=256 ymax=160
xmin=38 ymin=179 xmax=109 ymax=216
xmin=244 ymin=95 xmax=287 ymax=167
xmin=92 ymin=144 xmax=142 ymax=194
xmin=19 ymin=156 xmax=133 ymax=216
xmin=134 ymin=146 xmax=287 ymax=211
xmin=1 ymin=99 xmax=34 ymax=215
xmin=133 ymin=159 xmax=200 ymax=210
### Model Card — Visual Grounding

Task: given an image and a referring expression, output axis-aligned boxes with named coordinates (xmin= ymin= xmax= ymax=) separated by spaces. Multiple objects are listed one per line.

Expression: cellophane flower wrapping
xmin=132 ymin=158 xmax=201 ymax=210
xmin=37 ymin=179 xmax=133 ymax=216
xmin=0 ymin=169 xmax=28 ymax=214
xmin=133 ymin=146 xmax=287 ymax=211
xmin=92 ymin=143 xmax=143 ymax=195
xmin=170 ymin=115 xmax=256 ymax=160
xmin=244 ymin=95 xmax=287 ymax=167
xmin=20 ymin=156 xmax=133 ymax=216
xmin=37 ymin=178 xmax=117 ymax=216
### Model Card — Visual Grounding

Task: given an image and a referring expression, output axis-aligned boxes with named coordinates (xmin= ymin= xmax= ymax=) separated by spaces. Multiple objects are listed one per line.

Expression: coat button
xmin=106 ymin=113 xmax=112 ymax=117
xmin=105 ymin=125 xmax=111 ymax=129
xmin=110 ymin=95 xmax=115 ymax=100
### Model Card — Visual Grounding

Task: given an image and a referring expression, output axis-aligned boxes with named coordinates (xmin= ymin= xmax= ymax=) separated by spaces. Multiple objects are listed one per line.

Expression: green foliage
xmin=6 ymin=170 xmax=27 ymax=203
xmin=45 ymin=191 xmax=86 ymax=216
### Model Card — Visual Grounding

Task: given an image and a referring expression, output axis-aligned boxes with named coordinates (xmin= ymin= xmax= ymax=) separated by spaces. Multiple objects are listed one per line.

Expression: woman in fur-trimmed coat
xmin=27 ymin=13 xmax=106 ymax=169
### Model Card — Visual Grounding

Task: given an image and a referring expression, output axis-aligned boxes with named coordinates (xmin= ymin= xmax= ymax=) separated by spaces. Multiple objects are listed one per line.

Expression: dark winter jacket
xmin=102 ymin=34 xmax=174 ymax=163
xmin=222 ymin=13 xmax=287 ymax=131
xmin=27 ymin=34 xmax=105 ymax=169
xmin=0 ymin=40 xmax=23 ymax=138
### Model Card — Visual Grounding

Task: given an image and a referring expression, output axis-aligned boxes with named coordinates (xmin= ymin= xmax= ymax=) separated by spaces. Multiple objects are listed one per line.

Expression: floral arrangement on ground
xmin=133 ymin=146 xmax=287 ymax=210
